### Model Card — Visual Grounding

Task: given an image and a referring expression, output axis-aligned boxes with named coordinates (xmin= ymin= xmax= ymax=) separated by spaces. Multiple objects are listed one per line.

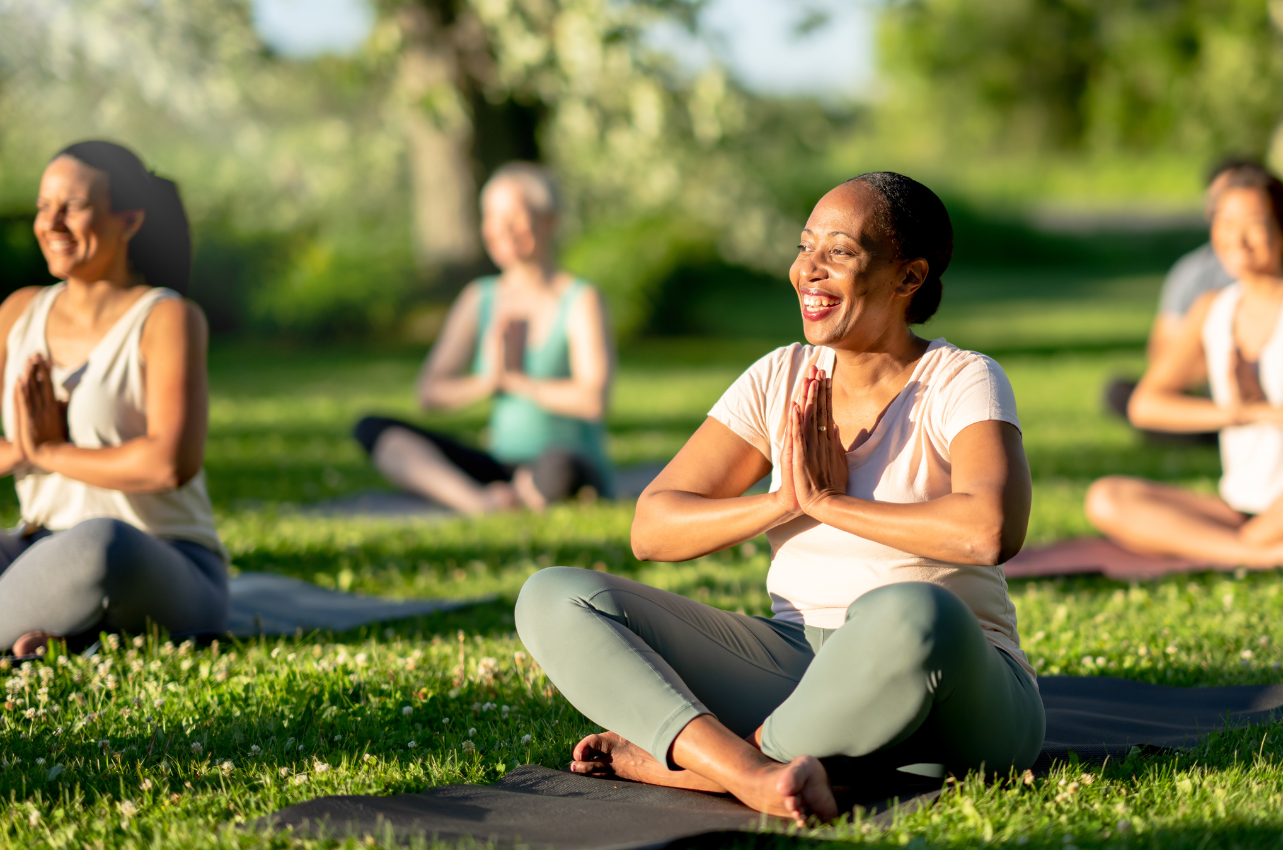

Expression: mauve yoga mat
xmin=1003 ymin=538 xmax=1213 ymax=581
xmin=252 ymin=676 xmax=1283 ymax=848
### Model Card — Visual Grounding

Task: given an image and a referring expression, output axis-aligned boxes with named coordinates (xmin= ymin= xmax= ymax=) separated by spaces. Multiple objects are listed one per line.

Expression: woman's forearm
xmin=505 ymin=375 xmax=604 ymax=420
xmin=806 ymin=492 xmax=1017 ymax=566
xmin=418 ymin=375 xmax=494 ymax=410
xmin=0 ymin=439 xmax=24 ymax=478
xmin=1129 ymin=390 xmax=1235 ymax=432
xmin=632 ymin=490 xmax=796 ymax=562
xmin=29 ymin=438 xmax=193 ymax=493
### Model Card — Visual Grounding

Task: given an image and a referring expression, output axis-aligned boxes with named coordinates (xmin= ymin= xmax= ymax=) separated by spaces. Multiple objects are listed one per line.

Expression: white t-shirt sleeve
xmin=707 ymin=348 xmax=785 ymax=460
xmin=936 ymin=353 xmax=1021 ymax=445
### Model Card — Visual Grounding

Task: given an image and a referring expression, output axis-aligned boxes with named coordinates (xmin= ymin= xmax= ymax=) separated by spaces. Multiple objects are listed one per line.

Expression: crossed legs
xmin=514 ymin=568 xmax=1044 ymax=824
xmin=1085 ymin=475 xmax=1283 ymax=567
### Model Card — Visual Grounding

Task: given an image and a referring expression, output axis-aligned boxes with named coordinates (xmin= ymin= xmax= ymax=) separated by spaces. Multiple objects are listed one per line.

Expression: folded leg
xmin=0 ymin=518 xmax=228 ymax=650
xmin=761 ymin=582 xmax=1045 ymax=776
xmin=515 ymin=566 xmax=812 ymax=766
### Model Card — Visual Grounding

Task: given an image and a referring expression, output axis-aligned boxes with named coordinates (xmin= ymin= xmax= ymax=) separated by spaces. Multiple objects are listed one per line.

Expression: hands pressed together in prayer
xmin=773 ymin=365 xmax=849 ymax=519
xmin=11 ymin=354 xmax=69 ymax=469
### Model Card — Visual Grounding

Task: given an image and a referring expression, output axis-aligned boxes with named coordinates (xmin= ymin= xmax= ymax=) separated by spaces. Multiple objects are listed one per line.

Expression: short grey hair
xmin=481 ymin=162 xmax=561 ymax=216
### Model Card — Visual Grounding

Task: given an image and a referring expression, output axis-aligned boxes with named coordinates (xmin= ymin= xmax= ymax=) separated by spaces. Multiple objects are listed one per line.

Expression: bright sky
xmin=249 ymin=0 xmax=876 ymax=97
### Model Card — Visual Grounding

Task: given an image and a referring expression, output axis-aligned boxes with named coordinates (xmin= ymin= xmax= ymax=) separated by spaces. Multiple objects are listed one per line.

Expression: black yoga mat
xmin=1035 ymin=674 xmax=1283 ymax=768
xmin=252 ymin=676 xmax=1283 ymax=848
xmin=252 ymin=763 xmax=937 ymax=849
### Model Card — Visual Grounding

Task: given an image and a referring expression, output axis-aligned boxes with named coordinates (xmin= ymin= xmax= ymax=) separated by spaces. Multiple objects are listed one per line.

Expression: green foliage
xmin=878 ymin=0 xmax=1283 ymax=159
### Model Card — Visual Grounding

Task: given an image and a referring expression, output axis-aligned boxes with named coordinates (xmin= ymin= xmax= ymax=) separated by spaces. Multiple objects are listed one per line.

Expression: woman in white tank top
xmin=0 ymin=142 xmax=227 ymax=657
xmin=1086 ymin=164 xmax=1283 ymax=567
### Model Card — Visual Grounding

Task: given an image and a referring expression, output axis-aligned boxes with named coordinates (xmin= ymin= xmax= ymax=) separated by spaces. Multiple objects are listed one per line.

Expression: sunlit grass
xmin=4 ymin=282 xmax=1283 ymax=847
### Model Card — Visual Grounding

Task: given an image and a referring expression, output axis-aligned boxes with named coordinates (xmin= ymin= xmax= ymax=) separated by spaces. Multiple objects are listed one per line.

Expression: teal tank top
xmin=473 ymin=277 xmax=614 ymax=494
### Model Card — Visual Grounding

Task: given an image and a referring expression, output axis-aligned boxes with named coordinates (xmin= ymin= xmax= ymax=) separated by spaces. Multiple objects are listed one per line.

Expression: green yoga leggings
xmin=515 ymin=568 xmax=1045 ymax=777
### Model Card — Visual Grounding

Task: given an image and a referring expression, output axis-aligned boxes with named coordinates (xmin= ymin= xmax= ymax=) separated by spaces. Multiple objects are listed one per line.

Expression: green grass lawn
xmin=4 ymin=267 xmax=1283 ymax=848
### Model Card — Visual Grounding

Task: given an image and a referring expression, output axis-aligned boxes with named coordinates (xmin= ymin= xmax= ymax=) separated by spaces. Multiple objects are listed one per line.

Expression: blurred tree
xmin=0 ymin=0 xmax=827 ymax=339
xmin=879 ymin=0 xmax=1283 ymax=159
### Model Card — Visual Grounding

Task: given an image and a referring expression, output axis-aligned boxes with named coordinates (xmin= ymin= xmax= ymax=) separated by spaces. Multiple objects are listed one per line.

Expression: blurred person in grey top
xmin=1105 ymin=158 xmax=1260 ymax=438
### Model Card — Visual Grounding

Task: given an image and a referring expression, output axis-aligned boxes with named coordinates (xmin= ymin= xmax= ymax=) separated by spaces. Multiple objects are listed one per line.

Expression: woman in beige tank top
xmin=0 ymin=142 xmax=227 ymax=658
xmin=1086 ymin=164 xmax=1283 ymax=567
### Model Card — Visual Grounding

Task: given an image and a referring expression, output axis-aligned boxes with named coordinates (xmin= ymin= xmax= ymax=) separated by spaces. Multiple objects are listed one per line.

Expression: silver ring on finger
xmin=818 ymin=425 xmax=826 ymax=431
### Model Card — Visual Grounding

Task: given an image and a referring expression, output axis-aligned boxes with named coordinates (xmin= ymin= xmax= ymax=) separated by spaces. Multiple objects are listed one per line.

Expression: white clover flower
xmin=355 ymin=653 xmax=367 ymax=667
xmin=220 ymin=760 xmax=234 ymax=775
xmin=141 ymin=779 xmax=153 ymax=791
xmin=313 ymin=761 xmax=330 ymax=774
xmin=521 ymin=734 xmax=532 ymax=744
xmin=461 ymin=740 xmax=476 ymax=754
xmin=407 ymin=741 xmax=417 ymax=749
xmin=468 ymin=727 xmax=477 ymax=737
xmin=27 ymin=810 xmax=39 ymax=827
xmin=23 ymin=708 xmax=35 ymax=719
xmin=132 ymin=636 xmax=145 ymax=649
xmin=402 ymin=706 xmax=413 ymax=716
xmin=120 ymin=800 xmax=138 ymax=817
xmin=293 ymin=774 xmax=307 ymax=785
xmin=442 ymin=718 xmax=450 ymax=725
xmin=363 ymin=753 xmax=376 ymax=763
xmin=333 ymin=734 xmax=341 ymax=742
xmin=250 ymin=745 xmax=261 ymax=756
xmin=190 ymin=742 xmax=202 ymax=755
xmin=298 ymin=745 xmax=303 ymax=751
xmin=153 ymin=698 xmax=165 ymax=709
xmin=513 ymin=651 xmax=527 ymax=665
xmin=1242 ymin=649 xmax=1254 ymax=660
xmin=106 ymin=635 xmax=120 ymax=651
xmin=279 ymin=767 xmax=291 ymax=777
xmin=270 ymin=647 xmax=282 ymax=659
xmin=35 ymin=758 xmax=45 ymax=766
xmin=99 ymin=739 xmax=110 ymax=751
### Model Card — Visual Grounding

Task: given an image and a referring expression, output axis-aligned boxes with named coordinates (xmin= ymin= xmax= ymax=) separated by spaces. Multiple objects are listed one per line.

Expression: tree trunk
xmin=395 ymin=3 xmax=480 ymax=274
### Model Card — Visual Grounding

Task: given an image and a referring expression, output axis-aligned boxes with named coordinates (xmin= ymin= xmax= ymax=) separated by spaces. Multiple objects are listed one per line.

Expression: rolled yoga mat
xmin=251 ymin=675 xmax=1283 ymax=848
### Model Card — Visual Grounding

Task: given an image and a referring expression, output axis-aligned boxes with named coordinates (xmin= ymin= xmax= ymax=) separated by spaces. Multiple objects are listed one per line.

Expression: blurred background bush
xmin=0 ymin=0 xmax=1279 ymax=344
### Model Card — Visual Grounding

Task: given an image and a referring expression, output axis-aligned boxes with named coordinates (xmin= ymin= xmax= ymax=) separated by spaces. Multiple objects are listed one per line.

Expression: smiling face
xmin=34 ymin=156 xmax=142 ymax=284
xmin=1211 ymin=186 xmax=1283 ymax=281
xmin=481 ymin=178 xmax=555 ymax=270
xmin=789 ymin=181 xmax=927 ymax=349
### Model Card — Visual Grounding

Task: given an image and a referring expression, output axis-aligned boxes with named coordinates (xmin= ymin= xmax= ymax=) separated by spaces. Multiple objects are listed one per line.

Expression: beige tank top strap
xmin=100 ymin=287 xmax=177 ymax=357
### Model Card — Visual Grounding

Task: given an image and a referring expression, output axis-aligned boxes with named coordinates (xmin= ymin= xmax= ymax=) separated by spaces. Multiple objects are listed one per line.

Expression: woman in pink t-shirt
xmin=516 ymin=174 xmax=1044 ymax=823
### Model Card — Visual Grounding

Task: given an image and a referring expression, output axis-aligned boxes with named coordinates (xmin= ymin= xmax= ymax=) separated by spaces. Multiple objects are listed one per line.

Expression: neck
xmin=828 ymin=323 xmax=929 ymax=387
xmin=1238 ymin=271 xmax=1283 ymax=301
xmin=501 ymin=255 xmax=558 ymax=290
xmin=62 ymin=263 xmax=143 ymax=319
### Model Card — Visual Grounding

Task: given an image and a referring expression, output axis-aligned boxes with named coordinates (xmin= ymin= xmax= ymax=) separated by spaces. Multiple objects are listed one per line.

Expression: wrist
xmin=29 ymin=439 xmax=66 ymax=470
xmin=802 ymin=489 xmax=844 ymax=521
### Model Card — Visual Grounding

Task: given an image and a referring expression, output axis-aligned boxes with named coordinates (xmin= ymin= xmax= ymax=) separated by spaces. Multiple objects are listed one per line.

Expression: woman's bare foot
xmin=774 ymin=755 xmax=839 ymax=826
xmin=12 ymin=631 xmax=52 ymax=657
xmin=475 ymin=481 xmax=520 ymax=513
xmin=572 ymin=730 xmax=838 ymax=826
xmin=511 ymin=468 xmax=548 ymax=512
xmin=571 ymin=731 xmax=727 ymax=792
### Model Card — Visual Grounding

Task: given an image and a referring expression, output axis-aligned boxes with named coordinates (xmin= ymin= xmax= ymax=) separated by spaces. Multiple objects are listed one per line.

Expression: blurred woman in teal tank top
xmin=354 ymin=163 xmax=615 ymax=513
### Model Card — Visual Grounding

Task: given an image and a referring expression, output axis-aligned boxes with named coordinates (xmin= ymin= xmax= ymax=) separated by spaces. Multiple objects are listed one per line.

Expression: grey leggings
xmin=516 ymin=568 xmax=1045 ymax=777
xmin=0 ymin=518 xmax=228 ymax=651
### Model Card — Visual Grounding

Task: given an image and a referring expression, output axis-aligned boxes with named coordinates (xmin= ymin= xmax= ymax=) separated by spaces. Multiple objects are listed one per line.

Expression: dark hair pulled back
xmin=844 ymin=172 xmax=952 ymax=325
xmin=54 ymin=141 xmax=191 ymax=294
xmin=1211 ymin=162 xmax=1283 ymax=230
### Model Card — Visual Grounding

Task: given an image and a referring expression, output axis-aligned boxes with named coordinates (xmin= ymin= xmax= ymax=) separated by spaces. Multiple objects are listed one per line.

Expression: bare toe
xmin=776 ymin=756 xmax=838 ymax=825
xmin=12 ymin=631 xmax=52 ymax=657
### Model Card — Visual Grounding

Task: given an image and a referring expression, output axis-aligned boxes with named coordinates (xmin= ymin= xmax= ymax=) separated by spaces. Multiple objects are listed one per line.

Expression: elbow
xmin=629 ymin=510 xmax=656 ymax=561
xmin=151 ymin=461 xmax=197 ymax=492
xmin=630 ymin=529 xmax=654 ymax=562
xmin=964 ymin=520 xmax=1012 ymax=567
